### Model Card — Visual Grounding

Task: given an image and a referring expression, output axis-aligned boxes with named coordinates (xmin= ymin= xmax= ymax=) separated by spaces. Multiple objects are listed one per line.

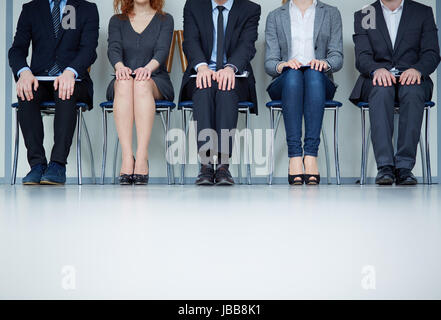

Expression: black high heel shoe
xmin=288 ymin=174 xmax=304 ymax=185
xmin=133 ymin=161 xmax=149 ymax=185
xmin=304 ymin=174 xmax=321 ymax=185
xmin=303 ymin=157 xmax=320 ymax=185
xmin=119 ymin=174 xmax=133 ymax=185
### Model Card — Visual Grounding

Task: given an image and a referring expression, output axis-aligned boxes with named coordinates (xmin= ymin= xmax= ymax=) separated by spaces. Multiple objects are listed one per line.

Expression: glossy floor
xmin=0 ymin=184 xmax=440 ymax=299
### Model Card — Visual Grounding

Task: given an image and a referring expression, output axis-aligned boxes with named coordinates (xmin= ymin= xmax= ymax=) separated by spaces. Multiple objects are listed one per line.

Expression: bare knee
xmin=134 ymin=79 xmax=155 ymax=97
xmin=114 ymin=78 xmax=134 ymax=98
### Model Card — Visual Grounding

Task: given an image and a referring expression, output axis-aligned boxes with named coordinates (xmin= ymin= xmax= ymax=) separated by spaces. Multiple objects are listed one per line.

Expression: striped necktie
xmin=49 ymin=0 xmax=62 ymax=75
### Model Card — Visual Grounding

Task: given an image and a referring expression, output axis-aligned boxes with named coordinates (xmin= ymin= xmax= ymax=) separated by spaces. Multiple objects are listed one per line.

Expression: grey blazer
xmin=265 ymin=0 xmax=343 ymax=85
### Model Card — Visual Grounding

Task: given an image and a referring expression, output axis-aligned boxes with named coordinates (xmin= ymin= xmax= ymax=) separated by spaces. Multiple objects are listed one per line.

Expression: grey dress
xmin=106 ymin=13 xmax=175 ymax=101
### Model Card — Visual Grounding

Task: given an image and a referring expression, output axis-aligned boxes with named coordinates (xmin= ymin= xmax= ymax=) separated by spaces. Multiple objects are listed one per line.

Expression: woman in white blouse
xmin=265 ymin=0 xmax=343 ymax=185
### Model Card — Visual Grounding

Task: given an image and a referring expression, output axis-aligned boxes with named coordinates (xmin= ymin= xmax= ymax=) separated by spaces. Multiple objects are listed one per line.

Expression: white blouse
xmin=289 ymin=0 xmax=317 ymax=65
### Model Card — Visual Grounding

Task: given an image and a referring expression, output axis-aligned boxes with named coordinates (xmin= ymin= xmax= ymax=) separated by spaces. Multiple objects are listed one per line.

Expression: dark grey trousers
xmin=368 ymin=83 xmax=428 ymax=170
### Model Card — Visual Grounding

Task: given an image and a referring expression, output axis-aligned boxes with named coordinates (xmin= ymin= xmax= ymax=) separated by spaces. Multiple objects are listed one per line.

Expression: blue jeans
xmin=268 ymin=68 xmax=336 ymax=158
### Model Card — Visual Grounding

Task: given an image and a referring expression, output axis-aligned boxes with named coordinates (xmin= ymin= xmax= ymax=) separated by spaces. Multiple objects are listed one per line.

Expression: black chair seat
xmin=100 ymin=100 xmax=176 ymax=110
xmin=266 ymin=100 xmax=343 ymax=109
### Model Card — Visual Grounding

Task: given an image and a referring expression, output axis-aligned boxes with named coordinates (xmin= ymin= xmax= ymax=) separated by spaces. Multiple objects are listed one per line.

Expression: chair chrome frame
xmin=100 ymin=103 xmax=175 ymax=185
xmin=11 ymin=103 xmax=96 ymax=185
xmin=267 ymin=102 xmax=342 ymax=185
xmin=179 ymin=104 xmax=253 ymax=185
xmin=359 ymin=103 xmax=434 ymax=185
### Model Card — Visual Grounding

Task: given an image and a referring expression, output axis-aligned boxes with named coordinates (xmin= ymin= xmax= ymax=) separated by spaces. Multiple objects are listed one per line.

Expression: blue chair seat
xmin=100 ymin=100 xmax=176 ymax=110
xmin=266 ymin=100 xmax=343 ymax=108
xmin=357 ymin=101 xmax=435 ymax=108
xmin=179 ymin=100 xmax=255 ymax=111
xmin=12 ymin=101 xmax=90 ymax=110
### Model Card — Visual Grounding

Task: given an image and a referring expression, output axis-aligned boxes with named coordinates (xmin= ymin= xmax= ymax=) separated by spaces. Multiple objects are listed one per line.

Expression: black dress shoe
xmin=119 ymin=174 xmax=133 ymax=185
xmin=288 ymin=174 xmax=304 ymax=185
xmin=375 ymin=166 xmax=395 ymax=185
xmin=395 ymin=168 xmax=418 ymax=186
xmin=195 ymin=165 xmax=215 ymax=186
xmin=215 ymin=165 xmax=235 ymax=186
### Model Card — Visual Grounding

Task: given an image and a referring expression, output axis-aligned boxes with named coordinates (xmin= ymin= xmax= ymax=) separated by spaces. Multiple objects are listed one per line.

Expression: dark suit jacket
xmin=349 ymin=0 xmax=440 ymax=104
xmin=179 ymin=0 xmax=261 ymax=114
xmin=8 ymin=0 xmax=99 ymax=105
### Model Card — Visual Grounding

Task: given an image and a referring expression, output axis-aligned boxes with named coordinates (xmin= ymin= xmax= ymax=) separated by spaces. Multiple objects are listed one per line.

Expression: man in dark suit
xmin=350 ymin=0 xmax=440 ymax=185
xmin=180 ymin=0 xmax=261 ymax=186
xmin=8 ymin=0 xmax=99 ymax=185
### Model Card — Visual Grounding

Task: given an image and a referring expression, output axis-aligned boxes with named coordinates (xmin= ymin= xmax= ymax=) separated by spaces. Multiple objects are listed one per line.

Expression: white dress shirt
xmin=289 ymin=0 xmax=317 ymax=65
xmin=380 ymin=0 xmax=404 ymax=49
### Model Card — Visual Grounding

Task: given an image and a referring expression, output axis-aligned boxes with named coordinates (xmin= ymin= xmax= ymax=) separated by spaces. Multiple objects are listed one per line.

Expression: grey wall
xmin=1 ymin=0 xmax=439 ymax=183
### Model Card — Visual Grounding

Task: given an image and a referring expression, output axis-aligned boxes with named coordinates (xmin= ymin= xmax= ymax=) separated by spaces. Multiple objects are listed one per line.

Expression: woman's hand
xmin=277 ymin=59 xmax=302 ymax=73
xmin=309 ymin=59 xmax=328 ymax=72
xmin=134 ymin=66 xmax=153 ymax=81
xmin=115 ymin=62 xmax=132 ymax=81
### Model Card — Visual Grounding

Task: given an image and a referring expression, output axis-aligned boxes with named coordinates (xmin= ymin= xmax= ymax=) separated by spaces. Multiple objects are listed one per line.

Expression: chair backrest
xmin=176 ymin=30 xmax=188 ymax=73
xmin=165 ymin=31 xmax=178 ymax=74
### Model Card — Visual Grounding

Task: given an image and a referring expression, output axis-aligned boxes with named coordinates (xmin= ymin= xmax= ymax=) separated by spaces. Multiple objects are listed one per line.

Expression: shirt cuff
xmin=65 ymin=67 xmax=78 ymax=79
xmin=195 ymin=63 xmax=208 ymax=72
xmin=225 ymin=64 xmax=238 ymax=73
xmin=323 ymin=60 xmax=332 ymax=72
xmin=17 ymin=67 xmax=31 ymax=77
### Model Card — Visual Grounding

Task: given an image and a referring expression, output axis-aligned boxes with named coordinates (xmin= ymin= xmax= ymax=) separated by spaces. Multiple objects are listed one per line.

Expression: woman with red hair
xmin=107 ymin=0 xmax=174 ymax=185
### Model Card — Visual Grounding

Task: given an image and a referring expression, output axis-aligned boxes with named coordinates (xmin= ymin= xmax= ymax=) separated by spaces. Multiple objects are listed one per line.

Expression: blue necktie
xmin=49 ymin=0 xmax=62 ymax=75
xmin=216 ymin=6 xmax=226 ymax=71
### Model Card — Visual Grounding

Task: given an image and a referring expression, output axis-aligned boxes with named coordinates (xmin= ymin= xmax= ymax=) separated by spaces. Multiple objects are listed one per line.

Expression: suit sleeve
xmin=411 ymin=7 xmax=441 ymax=77
xmin=264 ymin=11 xmax=282 ymax=77
xmin=353 ymin=10 xmax=389 ymax=78
xmin=183 ymin=0 xmax=209 ymax=72
xmin=8 ymin=4 xmax=32 ymax=79
xmin=152 ymin=15 xmax=175 ymax=67
xmin=326 ymin=8 xmax=344 ymax=73
xmin=67 ymin=3 xmax=99 ymax=79
xmin=227 ymin=4 xmax=261 ymax=74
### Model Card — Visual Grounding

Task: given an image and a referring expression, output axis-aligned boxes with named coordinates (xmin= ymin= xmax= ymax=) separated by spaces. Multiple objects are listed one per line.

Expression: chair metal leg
xmin=419 ymin=134 xmax=427 ymax=184
xmin=160 ymin=110 xmax=174 ymax=185
xmin=112 ymin=137 xmax=119 ymax=185
xmin=245 ymin=108 xmax=252 ymax=185
xmin=322 ymin=129 xmax=331 ymax=185
xmin=101 ymin=109 xmax=108 ymax=185
xmin=268 ymin=108 xmax=276 ymax=185
xmin=82 ymin=116 xmax=96 ymax=184
xmin=238 ymin=133 xmax=243 ymax=185
xmin=360 ymin=108 xmax=367 ymax=185
xmin=334 ymin=108 xmax=341 ymax=185
xmin=76 ymin=110 xmax=83 ymax=185
xmin=180 ymin=109 xmax=187 ymax=185
xmin=167 ymin=108 xmax=174 ymax=185
xmin=11 ymin=108 xmax=20 ymax=185
xmin=425 ymin=107 xmax=432 ymax=185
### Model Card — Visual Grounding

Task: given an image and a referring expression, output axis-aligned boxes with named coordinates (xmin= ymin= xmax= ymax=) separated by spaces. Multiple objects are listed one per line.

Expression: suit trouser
xmin=185 ymin=79 xmax=248 ymax=165
xmin=17 ymin=81 xmax=89 ymax=167
xmin=368 ymin=83 xmax=428 ymax=170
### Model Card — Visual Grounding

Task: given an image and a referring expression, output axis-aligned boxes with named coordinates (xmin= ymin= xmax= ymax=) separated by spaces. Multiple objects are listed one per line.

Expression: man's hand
xmin=399 ymin=68 xmax=421 ymax=86
xmin=134 ymin=66 xmax=152 ymax=81
xmin=373 ymin=68 xmax=396 ymax=87
xmin=54 ymin=69 xmax=76 ymax=100
xmin=115 ymin=62 xmax=133 ymax=81
xmin=216 ymin=66 xmax=236 ymax=91
xmin=277 ymin=59 xmax=302 ymax=73
xmin=17 ymin=70 xmax=38 ymax=102
xmin=196 ymin=65 xmax=217 ymax=89
xmin=309 ymin=59 xmax=328 ymax=72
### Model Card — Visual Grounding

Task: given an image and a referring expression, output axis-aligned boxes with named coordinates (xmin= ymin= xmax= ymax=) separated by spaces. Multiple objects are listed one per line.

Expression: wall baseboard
xmin=2 ymin=176 xmax=438 ymax=186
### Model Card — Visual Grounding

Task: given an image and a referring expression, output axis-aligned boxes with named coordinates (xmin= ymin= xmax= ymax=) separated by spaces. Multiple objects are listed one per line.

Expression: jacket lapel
xmin=225 ymin=0 xmax=241 ymax=53
xmin=55 ymin=0 xmax=80 ymax=47
xmin=393 ymin=0 xmax=411 ymax=53
xmin=204 ymin=0 xmax=215 ymax=57
xmin=314 ymin=1 xmax=325 ymax=45
xmin=280 ymin=1 xmax=291 ymax=58
xmin=374 ymin=0 xmax=394 ymax=54
xmin=40 ymin=0 xmax=57 ymax=42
